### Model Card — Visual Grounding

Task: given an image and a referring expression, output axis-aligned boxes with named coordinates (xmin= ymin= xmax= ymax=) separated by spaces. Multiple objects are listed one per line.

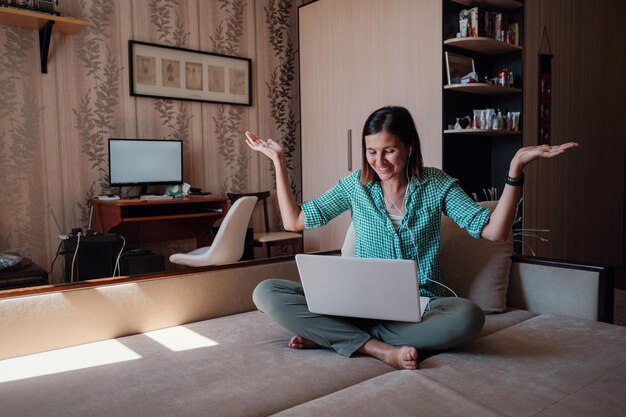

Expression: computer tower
xmin=63 ymin=233 xmax=118 ymax=282
xmin=119 ymin=252 xmax=165 ymax=275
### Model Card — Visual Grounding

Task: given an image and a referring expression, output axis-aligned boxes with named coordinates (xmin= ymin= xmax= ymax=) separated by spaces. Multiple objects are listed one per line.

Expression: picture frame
xmin=129 ymin=40 xmax=252 ymax=106
xmin=445 ymin=52 xmax=475 ymax=85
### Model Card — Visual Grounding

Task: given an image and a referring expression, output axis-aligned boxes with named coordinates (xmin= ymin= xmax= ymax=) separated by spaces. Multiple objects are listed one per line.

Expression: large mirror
xmin=0 ymin=0 xmax=307 ymax=296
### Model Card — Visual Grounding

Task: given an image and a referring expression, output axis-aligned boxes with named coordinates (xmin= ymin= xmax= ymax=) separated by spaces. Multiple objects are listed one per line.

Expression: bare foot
xmin=386 ymin=346 xmax=418 ymax=370
xmin=288 ymin=335 xmax=321 ymax=349
xmin=358 ymin=339 xmax=418 ymax=370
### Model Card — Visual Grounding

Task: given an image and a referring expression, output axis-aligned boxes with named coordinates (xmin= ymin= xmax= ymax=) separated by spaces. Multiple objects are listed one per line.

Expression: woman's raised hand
xmin=510 ymin=142 xmax=579 ymax=175
xmin=244 ymin=131 xmax=284 ymax=164
xmin=244 ymin=131 xmax=303 ymax=231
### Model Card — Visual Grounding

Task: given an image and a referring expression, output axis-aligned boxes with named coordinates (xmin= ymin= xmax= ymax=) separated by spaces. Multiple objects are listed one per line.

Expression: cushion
xmin=479 ymin=308 xmax=536 ymax=338
xmin=273 ymin=370 xmax=504 ymax=417
xmin=439 ymin=200 xmax=513 ymax=313
xmin=0 ymin=311 xmax=393 ymax=417
xmin=419 ymin=315 xmax=626 ymax=416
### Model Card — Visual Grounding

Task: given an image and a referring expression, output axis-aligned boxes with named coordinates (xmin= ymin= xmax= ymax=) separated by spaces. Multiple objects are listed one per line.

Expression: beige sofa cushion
xmin=419 ymin=315 xmax=626 ymax=416
xmin=439 ymin=200 xmax=513 ymax=313
xmin=0 ymin=311 xmax=393 ymax=417
xmin=276 ymin=315 xmax=626 ymax=417
xmin=272 ymin=370 xmax=503 ymax=417
xmin=479 ymin=308 xmax=537 ymax=338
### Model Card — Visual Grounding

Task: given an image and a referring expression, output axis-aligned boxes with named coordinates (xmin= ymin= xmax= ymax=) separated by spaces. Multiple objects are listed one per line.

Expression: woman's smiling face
xmin=364 ymin=131 xmax=410 ymax=182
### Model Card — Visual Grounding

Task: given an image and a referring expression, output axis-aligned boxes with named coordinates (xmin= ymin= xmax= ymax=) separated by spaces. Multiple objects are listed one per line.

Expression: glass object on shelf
xmin=461 ymin=109 xmax=521 ymax=132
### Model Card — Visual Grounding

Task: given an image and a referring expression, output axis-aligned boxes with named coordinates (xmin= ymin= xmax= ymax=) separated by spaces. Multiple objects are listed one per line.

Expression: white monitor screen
xmin=109 ymin=139 xmax=183 ymax=186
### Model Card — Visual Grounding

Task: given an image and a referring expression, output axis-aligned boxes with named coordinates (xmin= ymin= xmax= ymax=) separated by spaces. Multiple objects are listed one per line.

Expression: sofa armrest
xmin=508 ymin=256 xmax=614 ymax=323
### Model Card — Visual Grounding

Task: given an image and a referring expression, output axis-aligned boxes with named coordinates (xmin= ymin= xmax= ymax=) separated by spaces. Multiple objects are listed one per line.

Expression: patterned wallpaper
xmin=0 ymin=0 xmax=302 ymax=283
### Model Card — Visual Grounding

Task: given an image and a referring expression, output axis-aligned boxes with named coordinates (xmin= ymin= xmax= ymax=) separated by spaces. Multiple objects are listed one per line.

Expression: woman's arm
xmin=481 ymin=142 xmax=579 ymax=241
xmin=244 ymin=131 xmax=305 ymax=231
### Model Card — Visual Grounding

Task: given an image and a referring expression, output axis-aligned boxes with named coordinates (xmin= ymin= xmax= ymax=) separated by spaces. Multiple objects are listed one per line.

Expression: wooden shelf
xmin=0 ymin=7 xmax=88 ymax=73
xmin=450 ymin=0 xmax=523 ymax=10
xmin=444 ymin=129 xmax=521 ymax=136
xmin=120 ymin=212 xmax=221 ymax=223
xmin=0 ymin=7 xmax=87 ymax=33
xmin=444 ymin=37 xmax=521 ymax=55
xmin=444 ymin=83 xmax=522 ymax=95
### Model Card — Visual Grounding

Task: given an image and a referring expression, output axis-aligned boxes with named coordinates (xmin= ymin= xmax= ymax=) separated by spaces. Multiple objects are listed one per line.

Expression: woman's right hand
xmin=244 ymin=130 xmax=304 ymax=231
xmin=244 ymin=131 xmax=284 ymax=164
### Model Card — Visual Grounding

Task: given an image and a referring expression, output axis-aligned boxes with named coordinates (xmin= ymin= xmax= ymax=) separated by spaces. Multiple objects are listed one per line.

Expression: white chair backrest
xmin=341 ymin=222 xmax=355 ymax=257
xmin=207 ymin=196 xmax=258 ymax=264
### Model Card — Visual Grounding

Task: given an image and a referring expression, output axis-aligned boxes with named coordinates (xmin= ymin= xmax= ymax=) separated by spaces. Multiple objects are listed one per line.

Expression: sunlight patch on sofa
xmin=0 ymin=340 xmax=141 ymax=383
xmin=144 ymin=326 xmax=219 ymax=351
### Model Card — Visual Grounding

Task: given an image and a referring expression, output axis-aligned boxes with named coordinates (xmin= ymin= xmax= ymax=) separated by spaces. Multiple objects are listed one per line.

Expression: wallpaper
xmin=0 ymin=0 xmax=302 ymax=283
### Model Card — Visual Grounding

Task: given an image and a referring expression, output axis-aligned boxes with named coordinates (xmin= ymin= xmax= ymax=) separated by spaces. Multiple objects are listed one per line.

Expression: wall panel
xmin=523 ymin=0 xmax=625 ymax=280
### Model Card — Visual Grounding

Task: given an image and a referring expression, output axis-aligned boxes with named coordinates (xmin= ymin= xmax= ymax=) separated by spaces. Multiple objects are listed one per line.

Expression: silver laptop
xmin=295 ymin=254 xmax=430 ymax=322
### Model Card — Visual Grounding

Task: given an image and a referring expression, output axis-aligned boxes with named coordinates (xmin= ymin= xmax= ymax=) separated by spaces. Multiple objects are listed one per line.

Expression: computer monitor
xmin=108 ymin=138 xmax=183 ymax=193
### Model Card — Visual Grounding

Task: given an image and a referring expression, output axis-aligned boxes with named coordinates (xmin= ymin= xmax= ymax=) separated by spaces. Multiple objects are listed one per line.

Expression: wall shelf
xmin=444 ymin=129 xmax=521 ymax=136
xmin=0 ymin=7 xmax=88 ymax=73
xmin=450 ymin=0 xmax=522 ymax=10
xmin=444 ymin=37 xmax=521 ymax=55
xmin=444 ymin=83 xmax=522 ymax=95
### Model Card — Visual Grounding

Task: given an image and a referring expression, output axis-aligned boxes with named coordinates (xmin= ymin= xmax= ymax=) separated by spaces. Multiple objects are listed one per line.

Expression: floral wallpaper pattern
xmin=0 ymin=0 xmax=302 ymax=283
xmin=0 ymin=25 xmax=44 ymax=261
xmin=72 ymin=0 xmax=122 ymax=225
xmin=212 ymin=0 xmax=248 ymax=194
xmin=265 ymin=0 xmax=299 ymax=199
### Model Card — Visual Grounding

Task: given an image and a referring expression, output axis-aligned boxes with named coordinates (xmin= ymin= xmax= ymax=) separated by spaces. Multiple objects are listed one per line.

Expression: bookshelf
xmin=442 ymin=0 xmax=523 ymax=199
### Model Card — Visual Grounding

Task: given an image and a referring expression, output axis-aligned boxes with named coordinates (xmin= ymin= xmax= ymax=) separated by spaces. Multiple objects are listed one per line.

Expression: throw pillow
xmin=438 ymin=201 xmax=513 ymax=313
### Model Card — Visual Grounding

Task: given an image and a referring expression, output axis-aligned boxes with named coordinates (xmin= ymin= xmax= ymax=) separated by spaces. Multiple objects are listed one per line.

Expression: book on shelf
xmin=458 ymin=7 xmax=520 ymax=47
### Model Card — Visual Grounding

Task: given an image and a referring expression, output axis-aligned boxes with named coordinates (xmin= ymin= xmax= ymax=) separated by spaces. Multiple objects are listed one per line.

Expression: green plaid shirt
xmin=301 ymin=167 xmax=492 ymax=299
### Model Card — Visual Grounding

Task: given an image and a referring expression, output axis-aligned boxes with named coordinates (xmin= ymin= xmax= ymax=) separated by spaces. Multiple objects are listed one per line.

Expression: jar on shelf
xmin=497 ymin=69 xmax=508 ymax=87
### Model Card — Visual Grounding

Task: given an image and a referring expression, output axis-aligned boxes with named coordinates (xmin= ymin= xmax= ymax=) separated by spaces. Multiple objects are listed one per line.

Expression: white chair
xmin=227 ymin=191 xmax=302 ymax=258
xmin=169 ymin=196 xmax=258 ymax=267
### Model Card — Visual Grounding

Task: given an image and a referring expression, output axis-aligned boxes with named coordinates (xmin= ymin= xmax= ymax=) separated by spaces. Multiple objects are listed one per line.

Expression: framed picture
xmin=445 ymin=52 xmax=475 ymax=85
xmin=129 ymin=40 xmax=252 ymax=106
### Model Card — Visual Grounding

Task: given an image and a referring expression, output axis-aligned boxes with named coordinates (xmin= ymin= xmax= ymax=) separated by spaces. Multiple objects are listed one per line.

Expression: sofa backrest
xmin=0 ymin=260 xmax=299 ymax=360
xmin=341 ymin=201 xmax=513 ymax=313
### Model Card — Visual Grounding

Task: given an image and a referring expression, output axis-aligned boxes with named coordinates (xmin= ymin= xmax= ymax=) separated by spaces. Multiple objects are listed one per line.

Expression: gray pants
xmin=253 ymin=279 xmax=485 ymax=358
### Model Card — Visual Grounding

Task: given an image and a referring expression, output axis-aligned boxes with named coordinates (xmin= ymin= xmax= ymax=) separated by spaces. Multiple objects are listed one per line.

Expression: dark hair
xmin=359 ymin=106 xmax=424 ymax=184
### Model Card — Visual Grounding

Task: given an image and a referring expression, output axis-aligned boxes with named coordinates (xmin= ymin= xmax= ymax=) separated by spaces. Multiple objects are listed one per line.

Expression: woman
xmin=246 ymin=106 xmax=577 ymax=370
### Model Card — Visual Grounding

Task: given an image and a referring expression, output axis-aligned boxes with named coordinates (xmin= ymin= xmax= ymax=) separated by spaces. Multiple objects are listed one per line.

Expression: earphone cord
xmin=401 ymin=155 xmax=458 ymax=298
xmin=401 ymin=223 xmax=458 ymax=298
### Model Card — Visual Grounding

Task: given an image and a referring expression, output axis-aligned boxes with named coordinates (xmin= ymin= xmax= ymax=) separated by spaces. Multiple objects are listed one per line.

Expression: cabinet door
xmin=300 ymin=0 xmax=442 ymax=252
xmin=300 ymin=0 xmax=358 ymax=252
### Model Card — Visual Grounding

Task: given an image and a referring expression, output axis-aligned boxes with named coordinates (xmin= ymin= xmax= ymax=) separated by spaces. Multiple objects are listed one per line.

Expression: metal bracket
xmin=38 ymin=20 xmax=55 ymax=74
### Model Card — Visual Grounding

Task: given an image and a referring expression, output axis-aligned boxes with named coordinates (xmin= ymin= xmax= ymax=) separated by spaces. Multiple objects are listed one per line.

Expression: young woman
xmin=246 ymin=106 xmax=577 ymax=370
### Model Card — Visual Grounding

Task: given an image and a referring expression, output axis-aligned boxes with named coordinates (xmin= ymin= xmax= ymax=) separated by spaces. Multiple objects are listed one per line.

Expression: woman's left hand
xmin=509 ymin=142 xmax=579 ymax=176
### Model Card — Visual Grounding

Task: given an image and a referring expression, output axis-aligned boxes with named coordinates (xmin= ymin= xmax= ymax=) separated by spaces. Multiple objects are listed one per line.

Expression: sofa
xmin=1 ymin=206 xmax=624 ymax=417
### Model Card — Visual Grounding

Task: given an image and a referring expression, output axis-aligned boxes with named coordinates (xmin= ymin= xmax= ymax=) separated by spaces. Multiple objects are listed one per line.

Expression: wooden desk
xmin=92 ymin=196 xmax=228 ymax=247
